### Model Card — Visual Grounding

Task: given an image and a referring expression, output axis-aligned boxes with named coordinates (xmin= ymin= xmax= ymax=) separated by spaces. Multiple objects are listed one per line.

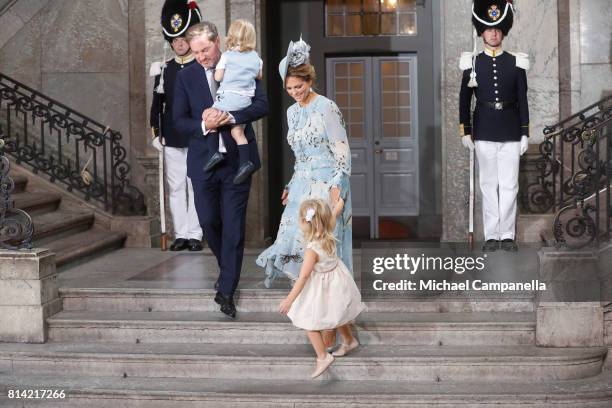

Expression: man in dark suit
xmin=173 ymin=21 xmax=268 ymax=318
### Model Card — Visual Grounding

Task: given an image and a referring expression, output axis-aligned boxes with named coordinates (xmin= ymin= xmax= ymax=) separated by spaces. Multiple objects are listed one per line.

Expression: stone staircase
xmin=10 ymin=170 xmax=127 ymax=269
xmin=0 ymin=250 xmax=611 ymax=407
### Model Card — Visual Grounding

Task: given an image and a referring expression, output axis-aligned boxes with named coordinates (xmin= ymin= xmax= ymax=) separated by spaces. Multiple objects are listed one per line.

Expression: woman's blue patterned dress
xmin=257 ymin=95 xmax=352 ymax=287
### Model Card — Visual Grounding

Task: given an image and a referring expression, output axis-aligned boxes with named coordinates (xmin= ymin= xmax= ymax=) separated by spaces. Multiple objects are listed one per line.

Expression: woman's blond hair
xmin=225 ymin=19 xmax=256 ymax=52
xmin=299 ymin=199 xmax=337 ymax=256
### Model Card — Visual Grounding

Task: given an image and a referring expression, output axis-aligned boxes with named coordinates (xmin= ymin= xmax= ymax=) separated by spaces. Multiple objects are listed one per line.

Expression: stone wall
xmin=0 ymin=0 xmax=130 ymax=143
xmin=569 ymin=0 xmax=612 ymax=111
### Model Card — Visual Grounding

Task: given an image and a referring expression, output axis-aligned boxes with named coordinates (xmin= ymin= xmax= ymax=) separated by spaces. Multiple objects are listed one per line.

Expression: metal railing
xmin=521 ymin=96 xmax=612 ymax=248
xmin=0 ymin=131 xmax=32 ymax=249
xmin=0 ymin=73 xmax=146 ymax=216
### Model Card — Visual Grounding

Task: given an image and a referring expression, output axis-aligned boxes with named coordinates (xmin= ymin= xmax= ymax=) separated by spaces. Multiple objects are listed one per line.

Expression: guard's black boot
xmin=169 ymin=238 xmax=189 ymax=251
xmin=500 ymin=239 xmax=518 ymax=252
xmin=481 ymin=239 xmax=499 ymax=252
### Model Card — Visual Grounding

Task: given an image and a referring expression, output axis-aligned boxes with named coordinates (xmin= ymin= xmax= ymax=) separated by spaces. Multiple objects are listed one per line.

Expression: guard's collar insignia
xmin=170 ymin=14 xmax=183 ymax=32
xmin=488 ymin=5 xmax=500 ymax=21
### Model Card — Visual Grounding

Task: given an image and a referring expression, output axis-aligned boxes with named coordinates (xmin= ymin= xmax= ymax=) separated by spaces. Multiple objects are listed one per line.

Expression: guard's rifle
xmin=155 ymin=98 xmax=168 ymax=251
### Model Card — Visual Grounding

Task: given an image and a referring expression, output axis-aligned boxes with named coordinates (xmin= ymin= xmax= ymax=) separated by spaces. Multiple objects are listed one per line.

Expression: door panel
xmin=327 ymin=55 xmax=419 ymax=238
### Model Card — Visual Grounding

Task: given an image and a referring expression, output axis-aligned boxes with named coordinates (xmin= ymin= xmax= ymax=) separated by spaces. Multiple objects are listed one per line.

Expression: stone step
xmin=32 ymin=210 xmax=95 ymax=242
xmin=0 ymin=342 xmax=604 ymax=383
xmin=47 ymin=311 xmax=535 ymax=346
xmin=60 ymin=287 xmax=535 ymax=313
xmin=517 ymin=214 xmax=553 ymax=244
xmin=1 ymin=372 xmax=612 ymax=407
xmin=44 ymin=228 xmax=127 ymax=268
xmin=9 ymin=174 xmax=28 ymax=193
xmin=11 ymin=191 xmax=61 ymax=215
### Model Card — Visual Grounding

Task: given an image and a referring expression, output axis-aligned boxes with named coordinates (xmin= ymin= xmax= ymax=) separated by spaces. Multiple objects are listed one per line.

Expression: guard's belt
xmin=476 ymin=100 xmax=518 ymax=111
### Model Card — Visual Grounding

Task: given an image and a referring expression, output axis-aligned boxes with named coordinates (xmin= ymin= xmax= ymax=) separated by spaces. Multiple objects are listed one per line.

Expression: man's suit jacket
xmin=173 ymin=62 xmax=268 ymax=180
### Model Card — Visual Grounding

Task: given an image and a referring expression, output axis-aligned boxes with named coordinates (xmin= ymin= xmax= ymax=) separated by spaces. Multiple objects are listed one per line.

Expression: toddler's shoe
xmin=204 ymin=152 xmax=225 ymax=172
xmin=310 ymin=353 xmax=334 ymax=379
xmin=233 ymin=160 xmax=256 ymax=184
xmin=332 ymin=339 xmax=359 ymax=357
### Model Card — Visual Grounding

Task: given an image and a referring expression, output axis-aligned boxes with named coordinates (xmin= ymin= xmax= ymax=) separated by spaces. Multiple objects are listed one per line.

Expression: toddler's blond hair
xmin=226 ymin=19 xmax=256 ymax=52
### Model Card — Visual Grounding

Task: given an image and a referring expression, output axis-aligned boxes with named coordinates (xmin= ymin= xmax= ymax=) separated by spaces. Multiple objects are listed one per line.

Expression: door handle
xmin=375 ymin=149 xmax=384 ymax=154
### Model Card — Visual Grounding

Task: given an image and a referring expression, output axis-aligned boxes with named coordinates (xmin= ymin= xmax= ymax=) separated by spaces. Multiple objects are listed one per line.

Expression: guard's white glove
xmin=520 ymin=135 xmax=528 ymax=156
xmin=152 ymin=136 xmax=163 ymax=152
xmin=461 ymin=135 xmax=475 ymax=151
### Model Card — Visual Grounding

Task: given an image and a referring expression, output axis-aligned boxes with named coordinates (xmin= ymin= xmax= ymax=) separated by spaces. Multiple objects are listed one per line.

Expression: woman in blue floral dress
xmin=256 ymin=38 xmax=352 ymax=288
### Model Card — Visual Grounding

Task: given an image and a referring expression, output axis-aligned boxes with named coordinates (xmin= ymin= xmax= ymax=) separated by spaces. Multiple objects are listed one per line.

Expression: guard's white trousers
xmin=475 ymin=140 xmax=520 ymax=241
xmin=164 ymin=147 xmax=202 ymax=240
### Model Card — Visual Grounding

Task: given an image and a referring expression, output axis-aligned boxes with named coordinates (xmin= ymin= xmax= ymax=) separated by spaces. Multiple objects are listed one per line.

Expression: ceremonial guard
xmin=459 ymin=0 xmax=530 ymax=252
xmin=150 ymin=0 xmax=203 ymax=251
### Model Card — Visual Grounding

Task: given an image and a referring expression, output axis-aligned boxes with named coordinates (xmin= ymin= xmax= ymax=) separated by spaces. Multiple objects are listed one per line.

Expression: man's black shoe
xmin=214 ymin=291 xmax=236 ymax=318
xmin=203 ymin=152 xmax=225 ymax=172
xmin=187 ymin=239 xmax=203 ymax=251
xmin=233 ymin=160 xmax=256 ymax=184
xmin=169 ymin=238 xmax=189 ymax=251
xmin=482 ymin=239 xmax=499 ymax=252
xmin=501 ymin=239 xmax=518 ymax=252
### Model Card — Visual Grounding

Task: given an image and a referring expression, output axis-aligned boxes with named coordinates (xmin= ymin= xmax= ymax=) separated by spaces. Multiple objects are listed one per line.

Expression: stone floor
xmin=58 ymin=248 xmax=289 ymax=290
xmin=59 ymin=244 xmax=543 ymax=293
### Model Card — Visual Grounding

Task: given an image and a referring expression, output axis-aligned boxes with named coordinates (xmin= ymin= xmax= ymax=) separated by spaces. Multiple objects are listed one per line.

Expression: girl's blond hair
xmin=299 ymin=199 xmax=337 ymax=256
xmin=225 ymin=19 xmax=256 ymax=52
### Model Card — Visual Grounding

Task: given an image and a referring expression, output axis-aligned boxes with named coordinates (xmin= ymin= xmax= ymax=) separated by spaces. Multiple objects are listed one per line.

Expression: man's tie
xmin=206 ymin=68 xmax=226 ymax=152
xmin=207 ymin=69 xmax=218 ymax=98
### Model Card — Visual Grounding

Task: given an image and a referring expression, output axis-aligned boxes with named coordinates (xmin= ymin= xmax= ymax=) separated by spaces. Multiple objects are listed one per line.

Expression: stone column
xmin=227 ymin=0 xmax=267 ymax=246
xmin=0 ymin=249 xmax=61 ymax=343
xmin=440 ymin=0 xmax=474 ymax=241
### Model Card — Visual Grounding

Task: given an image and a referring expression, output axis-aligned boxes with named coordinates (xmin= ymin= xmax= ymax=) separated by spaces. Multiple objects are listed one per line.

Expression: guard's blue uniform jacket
xmin=150 ymin=56 xmax=197 ymax=148
xmin=459 ymin=50 xmax=529 ymax=142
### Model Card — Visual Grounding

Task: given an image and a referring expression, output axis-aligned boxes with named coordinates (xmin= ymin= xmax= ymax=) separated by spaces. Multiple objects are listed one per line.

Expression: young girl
xmin=203 ymin=19 xmax=262 ymax=184
xmin=278 ymin=198 xmax=366 ymax=379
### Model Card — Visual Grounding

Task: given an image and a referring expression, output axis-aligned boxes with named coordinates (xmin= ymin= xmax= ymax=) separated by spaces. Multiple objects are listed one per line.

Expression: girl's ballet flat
xmin=310 ymin=353 xmax=334 ymax=378
xmin=332 ymin=339 xmax=359 ymax=357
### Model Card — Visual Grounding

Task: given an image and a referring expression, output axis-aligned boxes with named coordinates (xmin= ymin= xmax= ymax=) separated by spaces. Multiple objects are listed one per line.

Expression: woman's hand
xmin=278 ymin=297 xmax=292 ymax=314
xmin=329 ymin=186 xmax=341 ymax=204
xmin=332 ymin=196 xmax=345 ymax=218
xmin=281 ymin=189 xmax=289 ymax=206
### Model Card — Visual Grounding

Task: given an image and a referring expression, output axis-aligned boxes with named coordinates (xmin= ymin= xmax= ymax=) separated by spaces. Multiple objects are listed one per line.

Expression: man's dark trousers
xmin=191 ymin=165 xmax=250 ymax=296
xmin=173 ymin=62 xmax=267 ymax=298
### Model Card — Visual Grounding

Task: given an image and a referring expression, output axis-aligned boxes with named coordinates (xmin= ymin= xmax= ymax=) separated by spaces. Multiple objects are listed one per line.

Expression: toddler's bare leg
xmin=230 ymin=125 xmax=248 ymax=145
